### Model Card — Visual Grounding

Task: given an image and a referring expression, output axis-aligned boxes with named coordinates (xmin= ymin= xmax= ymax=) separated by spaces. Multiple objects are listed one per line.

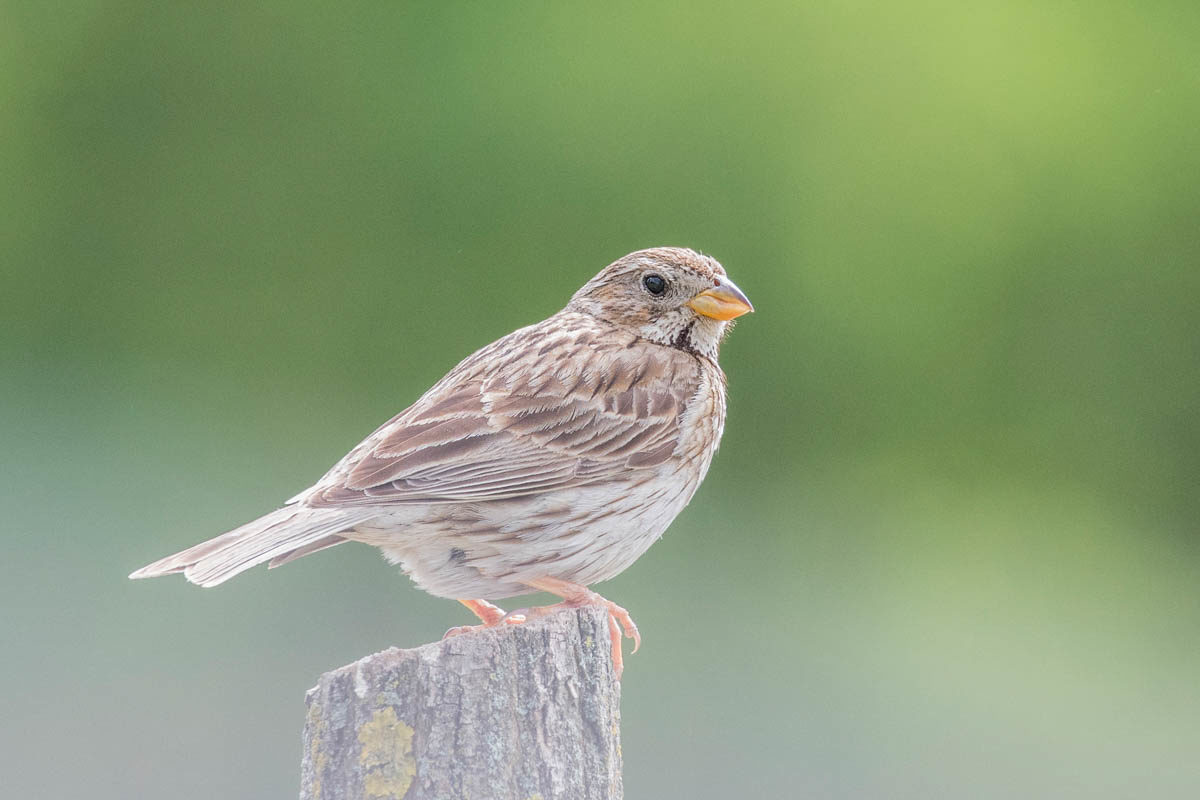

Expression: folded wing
xmin=305 ymin=329 xmax=695 ymax=507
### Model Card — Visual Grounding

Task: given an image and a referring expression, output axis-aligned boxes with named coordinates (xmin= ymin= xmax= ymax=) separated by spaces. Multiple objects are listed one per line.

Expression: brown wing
xmin=305 ymin=323 xmax=697 ymax=507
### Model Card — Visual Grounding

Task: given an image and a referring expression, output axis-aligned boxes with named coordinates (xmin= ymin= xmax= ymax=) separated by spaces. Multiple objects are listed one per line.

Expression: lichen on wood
xmin=301 ymin=605 xmax=623 ymax=800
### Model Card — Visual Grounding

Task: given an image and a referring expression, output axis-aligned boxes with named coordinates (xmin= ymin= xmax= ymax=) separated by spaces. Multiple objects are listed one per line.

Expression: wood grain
xmin=301 ymin=606 xmax=622 ymax=800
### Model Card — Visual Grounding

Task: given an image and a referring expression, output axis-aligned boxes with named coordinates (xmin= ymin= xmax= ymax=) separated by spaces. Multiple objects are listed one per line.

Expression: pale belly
xmin=347 ymin=471 xmax=699 ymax=599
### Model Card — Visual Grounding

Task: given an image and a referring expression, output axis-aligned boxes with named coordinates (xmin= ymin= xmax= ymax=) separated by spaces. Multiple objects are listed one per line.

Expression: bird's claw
xmin=445 ymin=598 xmax=530 ymax=640
xmin=606 ymin=602 xmax=641 ymax=653
xmin=442 ymin=624 xmax=481 ymax=639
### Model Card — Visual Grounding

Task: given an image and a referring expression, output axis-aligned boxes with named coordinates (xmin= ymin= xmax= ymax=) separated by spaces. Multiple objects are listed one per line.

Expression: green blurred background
xmin=3 ymin=2 xmax=1198 ymax=797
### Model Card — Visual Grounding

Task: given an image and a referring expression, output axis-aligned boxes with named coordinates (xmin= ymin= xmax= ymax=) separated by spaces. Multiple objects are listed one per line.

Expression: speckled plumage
xmin=131 ymin=247 xmax=751 ymax=670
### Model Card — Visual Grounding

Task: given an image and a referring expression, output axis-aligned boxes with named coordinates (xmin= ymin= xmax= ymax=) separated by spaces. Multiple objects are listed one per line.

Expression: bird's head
xmin=567 ymin=247 xmax=753 ymax=360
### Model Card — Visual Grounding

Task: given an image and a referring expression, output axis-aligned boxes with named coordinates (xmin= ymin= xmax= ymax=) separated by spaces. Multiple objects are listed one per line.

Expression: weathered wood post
xmin=300 ymin=606 xmax=622 ymax=800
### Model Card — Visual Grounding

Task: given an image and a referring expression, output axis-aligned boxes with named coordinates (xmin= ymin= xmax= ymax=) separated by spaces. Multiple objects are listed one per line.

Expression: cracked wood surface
xmin=300 ymin=606 xmax=622 ymax=800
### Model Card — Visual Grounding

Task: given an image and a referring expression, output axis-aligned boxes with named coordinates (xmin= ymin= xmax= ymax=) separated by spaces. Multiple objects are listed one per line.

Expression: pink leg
xmin=443 ymin=598 xmax=526 ymax=639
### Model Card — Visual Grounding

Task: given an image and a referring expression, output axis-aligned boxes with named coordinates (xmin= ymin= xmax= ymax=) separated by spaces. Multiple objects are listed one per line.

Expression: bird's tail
xmin=128 ymin=506 xmax=370 ymax=588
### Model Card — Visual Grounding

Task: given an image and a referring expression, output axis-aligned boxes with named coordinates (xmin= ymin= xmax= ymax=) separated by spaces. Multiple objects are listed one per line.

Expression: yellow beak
xmin=687 ymin=276 xmax=754 ymax=321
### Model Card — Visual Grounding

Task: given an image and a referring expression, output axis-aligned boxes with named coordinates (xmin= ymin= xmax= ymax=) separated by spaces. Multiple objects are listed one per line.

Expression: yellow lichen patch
xmin=307 ymin=703 xmax=328 ymax=799
xmin=357 ymin=707 xmax=416 ymax=798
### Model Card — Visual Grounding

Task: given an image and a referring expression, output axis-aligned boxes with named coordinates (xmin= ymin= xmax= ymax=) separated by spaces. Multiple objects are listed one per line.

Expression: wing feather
xmin=305 ymin=324 xmax=699 ymax=508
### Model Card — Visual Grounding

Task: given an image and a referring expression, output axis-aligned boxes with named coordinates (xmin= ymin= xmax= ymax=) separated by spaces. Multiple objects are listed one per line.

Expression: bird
xmin=130 ymin=247 xmax=752 ymax=676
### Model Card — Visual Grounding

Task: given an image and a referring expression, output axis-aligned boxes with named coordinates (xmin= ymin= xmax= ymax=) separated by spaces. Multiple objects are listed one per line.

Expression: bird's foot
xmin=519 ymin=578 xmax=641 ymax=678
xmin=443 ymin=598 xmax=526 ymax=640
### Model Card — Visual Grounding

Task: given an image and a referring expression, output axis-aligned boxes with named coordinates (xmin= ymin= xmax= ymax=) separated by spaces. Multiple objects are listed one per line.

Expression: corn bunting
xmin=131 ymin=247 xmax=752 ymax=675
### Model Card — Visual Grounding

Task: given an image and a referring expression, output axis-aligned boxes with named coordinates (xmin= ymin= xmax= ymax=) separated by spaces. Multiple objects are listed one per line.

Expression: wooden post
xmin=300 ymin=606 xmax=623 ymax=800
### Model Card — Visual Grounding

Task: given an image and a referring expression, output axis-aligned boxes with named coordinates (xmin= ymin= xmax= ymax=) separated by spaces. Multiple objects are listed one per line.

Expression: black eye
xmin=642 ymin=274 xmax=667 ymax=296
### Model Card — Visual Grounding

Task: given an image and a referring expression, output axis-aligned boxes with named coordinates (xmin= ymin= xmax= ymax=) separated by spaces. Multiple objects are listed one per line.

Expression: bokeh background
xmin=3 ymin=2 xmax=1198 ymax=798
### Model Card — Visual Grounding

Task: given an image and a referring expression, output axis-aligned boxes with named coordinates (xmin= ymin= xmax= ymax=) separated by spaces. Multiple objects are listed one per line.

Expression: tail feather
xmin=267 ymin=534 xmax=347 ymax=569
xmin=129 ymin=506 xmax=368 ymax=588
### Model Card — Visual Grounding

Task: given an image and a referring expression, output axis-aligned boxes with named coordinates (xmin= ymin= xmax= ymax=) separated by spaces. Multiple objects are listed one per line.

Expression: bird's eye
xmin=642 ymin=274 xmax=667 ymax=296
